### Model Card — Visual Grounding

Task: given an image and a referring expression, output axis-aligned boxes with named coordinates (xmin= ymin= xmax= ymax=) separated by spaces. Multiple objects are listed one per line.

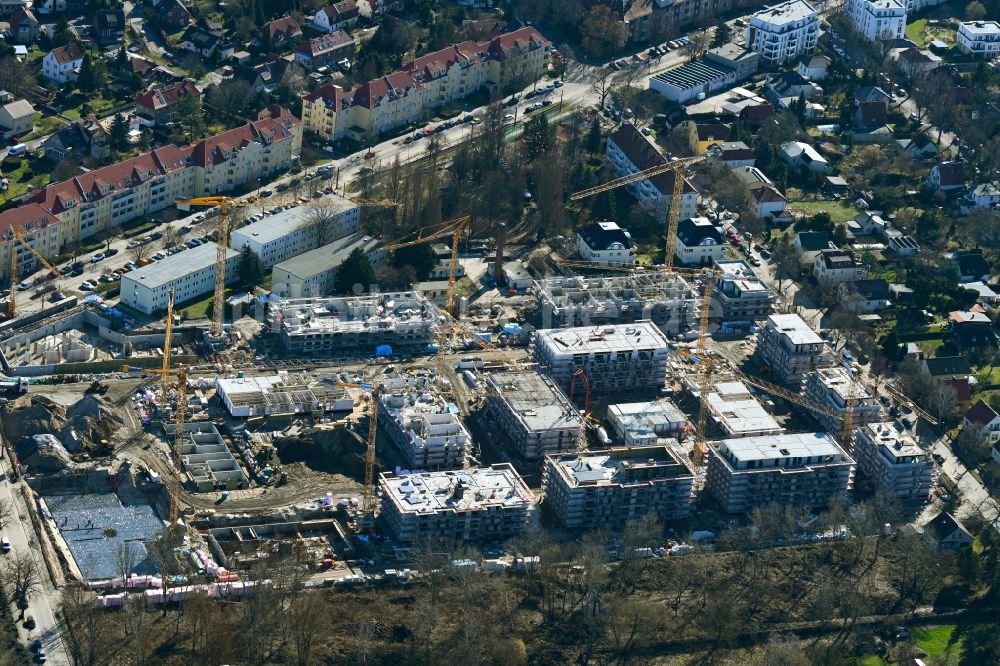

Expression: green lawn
xmin=906 ymin=18 xmax=929 ymax=45
xmin=0 ymin=156 xmax=50 ymax=205
xmin=791 ymin=200 xmax=861 ymax=225
xmin=976 ymin=365 xmax=1000 ymax=384
xmin=913 ymin=625 xmax=964 ymax=662
xmin=856 ymin=656 xmax=888 ymax=666
xmin=21 ymin=114 xmax=68 ymax=142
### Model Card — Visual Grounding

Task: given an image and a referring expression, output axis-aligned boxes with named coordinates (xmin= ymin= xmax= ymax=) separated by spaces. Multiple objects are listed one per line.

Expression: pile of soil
xmin=273 ymin=430 xmax=366 ymax=480
xmin=1 ymin=394 xmax=123 ymax=456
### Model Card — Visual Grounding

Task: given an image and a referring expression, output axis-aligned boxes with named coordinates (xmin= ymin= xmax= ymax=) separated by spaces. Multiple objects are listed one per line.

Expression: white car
xmin=17 ymin=279 xmax=33 ymax=291
xmin=504 ymin=113 xmax=515 ymax=121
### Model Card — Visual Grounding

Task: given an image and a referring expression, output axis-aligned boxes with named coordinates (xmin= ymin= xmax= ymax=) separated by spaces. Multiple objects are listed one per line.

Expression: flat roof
xmin=751 ymin=0 xmax=816 ymax=23
xmin=766 ymin=313 xmax=824 ymax=345
xmin=707 ymin=381 xmax=782 ymax=435
xmin=231 ymin=195 xmax=357 ymax=246
xmin=716 ymin=260 xmax=769 ymax=293
xmin=486 ymin=371 xmax=583 ymax=433
xmin=717 ymin=432 xmax=845 ymax=464
xmin=653 ymin=60 xmax=732 ymax=90
xmin=123 ymin=242 xmax=237 ymax=290
xmin=217 ymin=375 xmax=285 ymax=395
xmin=960 ymin=20 xmax=1000 ymax=34
xmin=608 ymin=400 xmax=686 ymax=431
xmin=550 ymin=445 xmax=693 ymax=487
xmin=535 ymin=322 xmax=668 ymax=354
xmin=272 ymin=232 xmax=379 ymax=282
xmin=381 ymin=466 xmax=533 ymax=513
xmin=810 ymin=366 xmax=873 ymax=403
xmin=859 ymin=421 xmax=924 ymax=457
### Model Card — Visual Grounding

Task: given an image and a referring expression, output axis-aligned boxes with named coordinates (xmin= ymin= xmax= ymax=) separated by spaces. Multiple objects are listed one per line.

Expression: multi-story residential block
xmin=675 ymin=217 xmax=726 ymax=267
xmin=745 ymin=0 xmax=819 ymax=67
xmin=30 ymin=106 xmax=301 ymax=250
xmin=854 ymin=421 xmax=936 ymax=500
xmin=120 ymin=242 xmax=239 ymax=314
xmin=379 ymin=377 xmax=470 ymax=469
xmin=702 ymin=379 xmax=784 ymax=438
xmin=532 ymin=321 xmax=669 ymax=395
xmin=814 ymin=249 xmax=866 ymax=288
xmin=135 ymin=81 xmax=202 ymax=126
xmin=229 ymin=195 xmax=360 ymax=268
xmin=301 ymin=27 xmax=549 ymax=142
xmin=42 ymin=43 xmax=83 ymax=84
xmin=846 ymin=0 xmax=906 ymax=41
xmin=484 ymin=370 xmax=584 ymax=460
xmin=544 ymin=445 xmax=696 ymax=528
xmin=0 ymin=205 xmax=62 ymax=283
xmin=802 ymin=367 xmax=880 ymax=435
xmin=705 ymin=432 xmax=855 ymax=513
xmin=607 ymin=400 xmax=687 ymax=445
xmin=270 ymin=232 xmax=382 ymax=298
xmin=754 ymin=313 xmax=833 ymax=385
xmin=713 ymin=259 xmax=777 ymax=321
xmin=957 ymin=21 xmax=1000 ymax=57
xmin=605 ymin=123 xmax=697 ymax=223
xmin=576 ymin=221 xmax=636 ymax=266
xmin=379 ymin=465 xmax=534 ymax=542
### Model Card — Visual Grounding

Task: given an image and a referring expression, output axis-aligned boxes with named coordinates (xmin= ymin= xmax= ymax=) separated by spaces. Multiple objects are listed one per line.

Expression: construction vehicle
xmin=85 ymin=381 xmax=109 ymax=395
xmin=6 ymin=229 xmax=63 ymax=318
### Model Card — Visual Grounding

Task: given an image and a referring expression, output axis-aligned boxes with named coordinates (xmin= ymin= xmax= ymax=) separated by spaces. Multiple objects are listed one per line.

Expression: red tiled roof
xmin=268 ymin=16 xmax=302 ymax=41
xmin=741 ymin=103 xmax=774 ymax=125
xmin=136 ymin=81 xmax=200 ymax=111
xmin=49 ymin=43 xmax=83 ymax=65
xmin=696 ymin=123 xmax=730 ymax=142
xmin=319 ymin=0 xmax=358 ymax=23
xmin=948 ymin=377 xmax=972 ymax=404
xmin=856 ymin=101 xmax=887 ymax=128
xmin=935 ymin=162 xmax=965 ymax=186
xmin=189 ymin=110 xmax=299 ymax=167
xmin=0 ymin=204 xmax=60 ymax=240
xmin=297 ymin=30 xmax=354 ymax=58
xmin=966 ymin=399 xmax=1000 ymax=427
xmin=608 ymin=123 xmax=697 ymax=197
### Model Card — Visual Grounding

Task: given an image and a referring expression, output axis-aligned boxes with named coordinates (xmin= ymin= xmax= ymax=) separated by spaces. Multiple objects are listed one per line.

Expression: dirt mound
xmin=1 ymin=395 xmax=67 ymax=441
xmin=273 ymin=430 xmax=366 ymax=479
xmin=1 ymin=394 xmax=124 ymax=456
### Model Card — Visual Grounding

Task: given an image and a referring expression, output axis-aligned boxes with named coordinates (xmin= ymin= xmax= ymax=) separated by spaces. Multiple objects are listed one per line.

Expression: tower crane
xmin=334 ymin=381 xmax=384 ymax=529
xmin=380 ymin=215 xmax=470 ymax=315
xmin=569 ymin=154 xmax=704 ymax=272
xmin=160 ymin=289 xmax=175 ymax=403
xmin=6 ymin=230 xmax=62 ymax=318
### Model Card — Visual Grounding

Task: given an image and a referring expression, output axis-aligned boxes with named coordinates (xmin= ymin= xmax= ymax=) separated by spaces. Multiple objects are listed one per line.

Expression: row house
xmin=301 ymin=27 xmax=550 ymax=142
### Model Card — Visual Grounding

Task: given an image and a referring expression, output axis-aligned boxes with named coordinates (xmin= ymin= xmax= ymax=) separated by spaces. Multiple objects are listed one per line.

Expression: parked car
xmin=259 ymin=189 xmax=273 ymax=197
xmin=1 ymin=537 xmax=9 ymax=553
xmin=79 ymin=280 xmax=96 ymax=291
xmin=124 ymin=261 xmax=138 ymax=271
xmin=17 ymin=279 xmax=33 ymax=291
xmin=91 ymin=252 xmax=105 ymax=263
xmin=152 ymin=252 xmax=166 ymax=261
xmin=24 ymin=616 xmax=34 ymax=630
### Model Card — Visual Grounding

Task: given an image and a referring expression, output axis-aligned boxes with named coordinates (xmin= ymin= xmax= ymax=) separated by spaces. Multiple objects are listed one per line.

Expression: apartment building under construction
xmin=484 ymin=370 xmax=584 ymax=460
xmin=802 ymin=366 xmax=881 ymax=435
xmin=532 ymin=273 xmax=699 ymax=333
xmin=379 ymin=377 xmax=470 ymax=469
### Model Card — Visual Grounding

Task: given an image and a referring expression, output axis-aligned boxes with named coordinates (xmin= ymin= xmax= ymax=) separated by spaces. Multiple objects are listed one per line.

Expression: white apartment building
xmin=802 ymin=367 xmax=881 ymax=435
xmin=484 ymin=371 xmax=584 ymax=461
xmin=674 ymin=217 xmax=727 ymax=267
xmin=854 ymin=421 xmax=936 ymax=501
xmin=544 ymin=445 xmax=696 ymax=528
xmin=120 ymin=242 xmax=239 ymax=315
xmin=379 ymin=465 xmax=534 ymax=543
xmin=700 ymin=379 xmax=784 ymax=438
xmin=576 ymin=221 xmax=636 ymax=266
xmin=607 ymin=400 xmax=687 ymax=445
xmin=754 ymin=313 xmax=833 ymax=385
xmin=606 ymin=123 xmax=698 ymax=223
xmin=745 ymin=0 xmax=819 ymax=67
xmin=532 ymin=322 xmax=669 ymax=395
xmin=713 ymin=259 xmax=777 ymax=321
xmin=705 ymin=432 xmax=856 ymax=513
xmin=846 ymin=0 xmax=906 ymax=42
xmin=957 ymin=21 xmax=1000 ymax=57
xmin=229 ymin=196 xmax=360 ymax=268
xmin=271 ymin=233 xmax=382 ymax=298
xmin=379 ymin=377 xmax=470 ymax=469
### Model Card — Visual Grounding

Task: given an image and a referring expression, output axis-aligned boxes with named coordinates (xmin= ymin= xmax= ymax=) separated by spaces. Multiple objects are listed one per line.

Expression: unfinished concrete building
xmin=215 ymin=374 xmax=354 ymax=418
xmin=705 ymin=432 xmax=855 ymax=513
xmin=484 ymin=370 xmax=584 ymax=460
xmin=854 ymin=421 xmax=936 ymax=501
xmin=164 ymin=422 xmax=248 ymax=492
xmin=380 ymin=377 xmax=470 ymax=469
xmin=692 ymin=379 xmax=784 ymax=438
xmin=607 ymin=400 xmax=687 ymax=446
xmin=753 ymin=313 xmax=833 ymax=385
xmin=533 ymin=273 xmax=698 ymax=333
xmin=268 ymin=292 xmax=437 ymax=356
xmin=544 ymin=445 xmax=696 ymax=528
xmin=802 ymin=367 xmax=881 ymax=435
xmin=532 ymin=322 xmax=669 ymax=395
xmin=378 ymin=465 xmax=535 ymax=543
xmin=713 ymin=260 xmax=777 ymax=321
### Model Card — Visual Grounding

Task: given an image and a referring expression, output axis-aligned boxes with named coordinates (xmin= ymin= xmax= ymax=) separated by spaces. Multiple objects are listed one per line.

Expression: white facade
xmin=41 ymin=47 xmax=83 ymax=84
xmin=120 ymin=242 xmax=239 ymax=315
xmin=271 ymin=233 xmax=382 ymax=298
xmin=605 ymin=123 xmax=697 ymax=223
xmin=957 ymin=21 xmax=1000 ymax=57
xmin=229 ymin=196 xmax=360 ymax=268
xmin=754 ymin=313 xmax=833 ymax=385
xmin=846 ymin=0 xmax=906 ymax=41
xmin=746 ymin=0 xmax=819 ymax=66
xmin=379 ymin=377 xmax=470 ymax=469
xmin=814 ymin=249 xmax=866 ymax=288
xmin=802 ymin=367 xmax=881 ymax=435
xmin=575 ymin=221 xmax=636 ymax=266
xmin=674 ymin=217 xmax=727 ymax=267
xmin=854 ymin=422 xmax=936 ymax=501
xmin=607 ymin=400 xmax=687 ymax=445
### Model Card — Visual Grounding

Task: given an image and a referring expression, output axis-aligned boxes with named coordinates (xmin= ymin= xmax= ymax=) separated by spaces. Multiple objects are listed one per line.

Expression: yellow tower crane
xmin=160 ymin=289 xmax=175 ymax=403
xmin=569 ymin=154 xmax=704 ymax=272
xmin=6 ymin=230 xmax=62 ymax=318
xmin=335 ymin=381 xmax=384 ymax=528
xmin=380 ymin=215 xmax=470 ymax=315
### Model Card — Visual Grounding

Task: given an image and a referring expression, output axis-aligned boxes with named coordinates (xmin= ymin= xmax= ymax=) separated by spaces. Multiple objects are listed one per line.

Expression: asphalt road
xmin=0 ymin=454 xmax=71 ymax=664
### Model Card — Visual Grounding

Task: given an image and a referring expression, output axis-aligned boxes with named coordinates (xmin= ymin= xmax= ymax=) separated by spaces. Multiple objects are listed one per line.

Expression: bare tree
xmin=289 ymin=591 xmax=323 ymax=666
xmin=0 ymin=498 xmax=12 ymax=531
xmin=4 ymin=551 xmax=40 ymax=609
xmin=303 ymin=204 xmax=346 ymax=247
xmin=682 ymin=29 xmax=711 ymax=61
xmin=206 ymin=80 xmax=253 ymax=114
xmin=129 ymin=241 xmax=151 ymax=264
xmin=590 ymin=66 xmax=616 ymax=109
xmin=161 ymin=227 xmax=181 ymax=251
xmin=62 ymin=582 xmax=107 ymax=666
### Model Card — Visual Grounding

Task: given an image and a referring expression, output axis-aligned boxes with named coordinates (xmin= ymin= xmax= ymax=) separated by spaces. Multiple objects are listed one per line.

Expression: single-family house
xmin=180 ymin=25 xmax=229 ymax=59
xmin=852 ymin=100 xmax=888 ymax=133
xmin=41 ymin=120 xmax=110 ymax=161
xmin=765 ymin=71 xmax=822 ymax=108
xmin=32 ymin=0 xmax=65 ymax=14
xmin=923 ymin=512 xmax=973 ymax=551
xmin=0 ymin=98 xmax=34 ymax=139
xmin=927 ymin=162 xmax=966 ymax=192
xmin=312 ymin=1 xmax=359 ymax=32
xmin=264 ymin=16 xmax=303 ymax=49
xmin=155 ymin=0 xmax=193 ymax=28
xmin=955 ymin=250 xmax=991 ymax=283
xmin=814 ymin=249 xmax=865 ymax=288
xmin=793 ymin=230 xmax=832 ymax=267
xmin=921 ymin=355 xmax=973 ymax=382
xmin=675 ymin=217 xmax=726 ymax=266
xmin=41 ymin=43 xmax=83 ymax=84
xmin=797 ymin=54 xmax=830 ymax=80
xmin=965 ymin=281 xmax=999 ymax=307
xmin=740 ymin=103 xmax=775 ymax=128
xmin=749 ymin=185 xmax=789 ymax=222
xmin=965 ymin=182 xmax=1000 ymax=209
xmin=709 ymin=140 xmax=755 ymax=167
xmin=577 ymin=221 xmax=635 ymax=266
xmin=965 ymin=399 xmax=1000 ymax=446
xmin=295 ymin=31 xmax=355 ymax=69
xmin=780 ymin=141 xmax=832 ymax=173
xmin=896 ymin=47 xmax=942 ymax=79
xmin=897 ymin=133 xmax=937 ymax=159
xmin=949 ymin=310 xmax=997 ymax=351
xmin=8 ymin=8 xmax=39 ymax=42
xmin=690 ymin=123 xmax=731 ymax=154
xmin=135 ymin=81 xmax=202 ymax=125
xmin=838 ymin=278 xmax=890 ymax=312
xmin=92 ymin=8 xmax=125 ymax=44
xmin=855 ymin=85 xmax=892 ymax=105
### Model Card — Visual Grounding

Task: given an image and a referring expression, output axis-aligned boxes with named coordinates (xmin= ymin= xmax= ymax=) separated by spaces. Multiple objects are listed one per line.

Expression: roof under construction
xmin=485 ymin=370 xmax=583 ymax=434
xmin=380 ymin=466 xmax=534 ymax=514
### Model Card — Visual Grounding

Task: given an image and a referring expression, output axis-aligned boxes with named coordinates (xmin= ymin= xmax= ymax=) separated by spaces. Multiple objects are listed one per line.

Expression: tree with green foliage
xmin=174 ymin=92 xmax=205 ymax=143
xmin=77 ymin=54 xmax=104 ymax=94
xmin=393 ymin=243 xmax=435 ymax=282
xmin=109 ymin=113 xmax=129 ymax=153
xmin=591 ymin=188 xmax=617 ymax=221
xmin=586 ymin=117 xmax=602 ymax=154
xmin=880 ymin=329 xmax=906 ymax=363
xmin=236 ymin=246 xmax=263 ymax=291
xmin=832 ymin=223 xmax=848 ymax=245
xmin=522 ymin=113 xmax=554 ymax=161
xmin=711 ymin=22 xmax=732 ymax=48
xmin=128 ymin=73 xmax=145 ymax=94
xmin=334 ymin=248 xmax=376 ymax=295
xmin=53 ymin=15 xmax=74 ymax=48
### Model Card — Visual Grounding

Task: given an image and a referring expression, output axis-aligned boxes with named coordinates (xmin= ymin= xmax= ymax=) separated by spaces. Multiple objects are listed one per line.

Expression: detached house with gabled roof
xmin=155 ymin=0 xmax=192 ymax=28
xmin=301 ymin=27 xmax=550 ymax=142
xmin=295 ymin=31 xmax=356 ymax=69
xmin=42 ymin=43 xmax=83 ymax=84
xmin=92 ymin=8 xmax=126 ymax=44
xmin=8 ymin=8 xmax=39 ymax=42
xmin=264 ymin=16 xmax=303 ymax=49
xmin=135 ymin=81 xmax=201 ymax=126
xmin=965 ymin=399 xmax=1000 ymax=446
xmin=927 ymin=161 xmax=966 ymax=192
xmin=312 ymin=0 xmax=360 ymax=32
